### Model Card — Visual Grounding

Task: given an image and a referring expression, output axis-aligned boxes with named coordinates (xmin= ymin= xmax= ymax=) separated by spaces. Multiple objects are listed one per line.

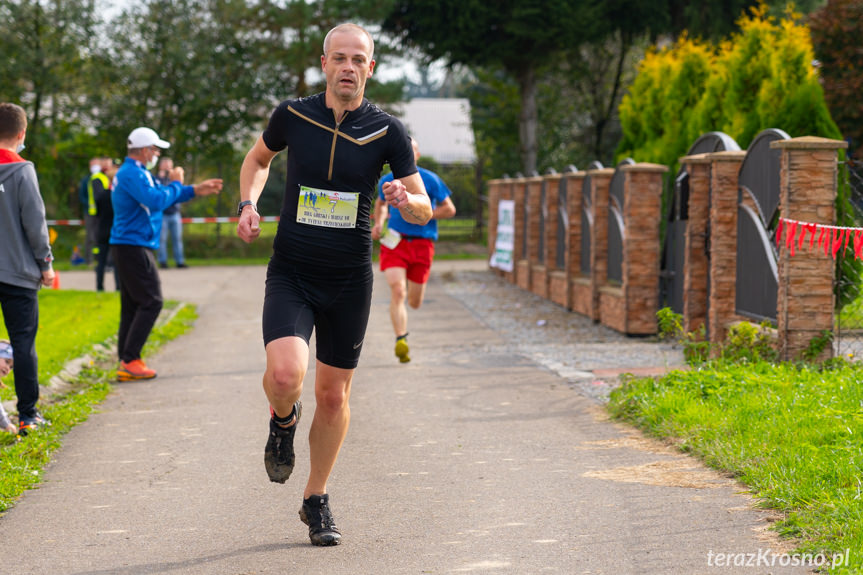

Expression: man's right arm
xmin=371 ymin=198 xmax=388 ymax=240
xmin=237 ymin=136 xmax=279 ymax=243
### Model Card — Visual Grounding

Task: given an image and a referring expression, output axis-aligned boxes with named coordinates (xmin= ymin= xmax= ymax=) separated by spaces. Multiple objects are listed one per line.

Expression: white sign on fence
xmin=490 ymin=199 xmax=515 ymax=272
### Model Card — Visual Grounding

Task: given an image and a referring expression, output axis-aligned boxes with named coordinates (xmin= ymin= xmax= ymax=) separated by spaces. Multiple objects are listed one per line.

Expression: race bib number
xmin=379 ymin=227 xmax=401 ymax=250
xmin=297 ymin=186 xmax=359 ymax=228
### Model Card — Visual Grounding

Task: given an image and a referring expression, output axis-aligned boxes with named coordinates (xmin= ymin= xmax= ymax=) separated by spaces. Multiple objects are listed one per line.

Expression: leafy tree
xmin=663 ymin=0 xmax=827 ymax=41
xmin=465 ymin=69 xmax=521 ymax=179
xmin=101 ymin=1 xmax=261 ymax=171
xmin=809 ymin=0 xmax=863 ymax=158
xmin=0 ymin=0 xmax=102 ymax=215
xmin=234 ymin=0 xmax=406 ymax=215
xmin=384 ymin=0 xmax=600 ymax=175
xmin=249 ymin=0 xmax=398 ymax=101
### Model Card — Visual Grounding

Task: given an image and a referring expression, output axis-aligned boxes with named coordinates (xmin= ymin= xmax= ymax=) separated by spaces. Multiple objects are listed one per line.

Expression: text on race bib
xmin=297 ymin=186 xmax=359 ymax=229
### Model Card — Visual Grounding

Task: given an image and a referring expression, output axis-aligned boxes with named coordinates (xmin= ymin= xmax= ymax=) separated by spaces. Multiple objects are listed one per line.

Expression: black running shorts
xmin=262 ymin=258 xmax=374 ymax=370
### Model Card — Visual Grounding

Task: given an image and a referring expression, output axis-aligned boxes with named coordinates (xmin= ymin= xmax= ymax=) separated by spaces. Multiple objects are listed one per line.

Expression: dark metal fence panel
xmin=607 ymin=159 xmax=635 ymax=284
xmin=735 ymin=129 xmax=789 ymax=323
xmin=661 ymin=220 xmax=687 ymax=313
xmin=556 ymin=165 xmax=576 ymax=269
xmin=580 ymin=162 xmax=603 ymax=275
xmin=736 ymin=204 xmax=778 ymax=322
xmin=580 ymin=173 xmax=593 ymax=275
xmin=660 ymin=132 xmax=741 ymax=313
xmin=738 ymin=129 xmax=787 ymax=233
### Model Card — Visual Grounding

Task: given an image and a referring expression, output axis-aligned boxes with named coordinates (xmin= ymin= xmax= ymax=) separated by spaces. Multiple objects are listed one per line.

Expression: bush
xmin=617 ymin=4 xmax=842 ymax=168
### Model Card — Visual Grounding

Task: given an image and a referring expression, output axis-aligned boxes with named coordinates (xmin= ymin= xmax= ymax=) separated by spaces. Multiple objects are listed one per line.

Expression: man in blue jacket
xmin=111 ymin=127 xmax=222 ymax=381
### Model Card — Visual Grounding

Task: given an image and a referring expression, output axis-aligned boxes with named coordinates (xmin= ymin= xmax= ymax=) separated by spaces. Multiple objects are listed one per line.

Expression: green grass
xmin=0 ymin=291 xmax=197 ymax=513
xmin=839 ymin=294 xmax=863 ymax=330
xmin=49 ymin=220 xmax=487 ymax=271
xmin=608 ymin=360 xmax=863 ymax=574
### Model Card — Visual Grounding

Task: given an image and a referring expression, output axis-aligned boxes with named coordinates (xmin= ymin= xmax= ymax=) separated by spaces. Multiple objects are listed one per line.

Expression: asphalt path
xmin=0 ymin=261 xmax=810 ymax=574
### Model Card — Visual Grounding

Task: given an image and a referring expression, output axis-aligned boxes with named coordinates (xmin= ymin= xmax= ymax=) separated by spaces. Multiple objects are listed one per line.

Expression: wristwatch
xmin=237 ymin=200 xmax=257 ymax=216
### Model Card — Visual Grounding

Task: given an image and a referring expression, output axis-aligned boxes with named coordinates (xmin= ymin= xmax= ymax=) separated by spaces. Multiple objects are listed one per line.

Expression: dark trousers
xmin=112 ymin=245 xmax=163 ymax=363
xmin=0 ymin=282 xmax=40 ymax=418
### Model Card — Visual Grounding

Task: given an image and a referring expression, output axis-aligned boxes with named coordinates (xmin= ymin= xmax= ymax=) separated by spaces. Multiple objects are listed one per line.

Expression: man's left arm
xmin=433 ymin=196 xmax=456 ymax=220
xmin=382 ymin=172 xmax=431 ymax=225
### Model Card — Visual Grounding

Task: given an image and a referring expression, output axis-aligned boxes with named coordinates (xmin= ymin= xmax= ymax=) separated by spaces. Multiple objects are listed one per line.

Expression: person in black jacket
xmin=93 ymin=157 xmax=120 ymax=292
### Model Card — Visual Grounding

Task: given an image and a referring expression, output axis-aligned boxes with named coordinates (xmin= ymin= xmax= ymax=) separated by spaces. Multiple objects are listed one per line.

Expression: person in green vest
xmin=79 ymin=157 xmax=102 ymax=265
xmin=92 ymin=157 xmax=119 ymax=291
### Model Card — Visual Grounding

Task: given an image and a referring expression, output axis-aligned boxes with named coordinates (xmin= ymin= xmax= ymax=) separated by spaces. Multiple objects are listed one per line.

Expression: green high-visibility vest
xmin=87 ymin=172 xmax=109 ymax=216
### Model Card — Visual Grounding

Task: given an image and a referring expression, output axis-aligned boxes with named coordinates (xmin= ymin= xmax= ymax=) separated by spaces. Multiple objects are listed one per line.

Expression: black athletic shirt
xmin=262 ymin=93 xmax=417 ymax=270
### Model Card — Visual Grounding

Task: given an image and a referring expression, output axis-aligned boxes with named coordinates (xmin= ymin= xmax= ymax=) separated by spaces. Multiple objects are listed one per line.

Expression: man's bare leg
xmin=263 ymin=335 xmax=307 ymax=415
xmin=406 ymin=278 xmax=428 ymax=310
xmin=384 ymin=266 xmax=408 ymax=337
xmin=263 ymin=336 xmax=307 ymax=483
xmin=299 ymin=360 xmax=353 ymax=546
xmin=384 ymin=267 xmax=412 ymax=362
xmin=304 ymin=360 xmax=353 ymax=497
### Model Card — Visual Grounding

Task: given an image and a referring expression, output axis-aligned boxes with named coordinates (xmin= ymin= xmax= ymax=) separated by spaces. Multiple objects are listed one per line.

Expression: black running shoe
xmin=264 ymin=401 xmax=302 ymax=483
xmin=299 ymin=493 xmax=342 ymax=546
xmin=18 ymin=411 xmax=50 ymax=437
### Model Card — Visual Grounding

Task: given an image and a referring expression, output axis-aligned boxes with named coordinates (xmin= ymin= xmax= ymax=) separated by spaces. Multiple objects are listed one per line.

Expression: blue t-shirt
xmin=378 ymin=166 xmax=451 ymax=241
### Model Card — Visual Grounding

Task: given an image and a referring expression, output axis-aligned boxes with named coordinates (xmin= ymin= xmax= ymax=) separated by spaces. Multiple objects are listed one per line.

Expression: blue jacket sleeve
xmin=125 ymin=168 xmax=194 ymax=210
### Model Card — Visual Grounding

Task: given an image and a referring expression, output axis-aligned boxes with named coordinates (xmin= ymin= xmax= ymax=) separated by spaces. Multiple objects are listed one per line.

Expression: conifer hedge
xmin=616 ymin=5 xmax=841 ymax=167
xmin=616 ymin=5 xmax=860 ymax=311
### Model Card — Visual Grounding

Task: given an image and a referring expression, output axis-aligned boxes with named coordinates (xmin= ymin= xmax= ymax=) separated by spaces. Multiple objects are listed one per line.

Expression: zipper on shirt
xmin=329 ymin=110 xmax=348 ymax=181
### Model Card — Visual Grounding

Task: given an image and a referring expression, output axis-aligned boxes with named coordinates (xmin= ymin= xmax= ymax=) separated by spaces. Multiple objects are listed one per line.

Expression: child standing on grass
xmin=0 ymin=340 xmax=18 ymax=433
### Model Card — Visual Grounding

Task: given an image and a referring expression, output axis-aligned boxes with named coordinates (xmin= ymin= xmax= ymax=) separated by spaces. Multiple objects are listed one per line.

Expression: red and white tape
xmin=47 ymin=216 xmax=281 ymax=226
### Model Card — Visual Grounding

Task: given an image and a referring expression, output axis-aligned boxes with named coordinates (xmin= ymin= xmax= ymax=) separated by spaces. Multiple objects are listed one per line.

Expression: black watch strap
xmin=237 ymin=200 xmax=256 ymax=216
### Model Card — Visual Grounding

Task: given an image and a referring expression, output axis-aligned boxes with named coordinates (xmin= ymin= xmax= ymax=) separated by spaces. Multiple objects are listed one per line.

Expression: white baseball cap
xmin=127 ymin=127 xmax=170 ymax=149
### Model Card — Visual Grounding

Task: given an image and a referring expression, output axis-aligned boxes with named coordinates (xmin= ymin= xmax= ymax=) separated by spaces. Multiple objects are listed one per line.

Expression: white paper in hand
xmin=380 ymin=227 xmax=402 ymax=250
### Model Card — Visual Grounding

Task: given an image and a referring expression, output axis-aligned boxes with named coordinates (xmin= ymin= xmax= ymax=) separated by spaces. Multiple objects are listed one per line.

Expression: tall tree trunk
xmin=593 ymin=33 xmax=631 ymax=161
xmin=517 ymin=65 xmax=538 ymax=175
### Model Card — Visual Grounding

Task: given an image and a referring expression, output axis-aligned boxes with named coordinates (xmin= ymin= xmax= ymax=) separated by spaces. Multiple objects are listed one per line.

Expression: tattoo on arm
xmin=402 ymin=203 xmax=419 ymax=222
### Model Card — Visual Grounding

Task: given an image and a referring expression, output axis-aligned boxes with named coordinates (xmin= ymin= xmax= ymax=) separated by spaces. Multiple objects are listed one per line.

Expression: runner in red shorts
xmin=372 ymin=139 xmax=457 ymax=363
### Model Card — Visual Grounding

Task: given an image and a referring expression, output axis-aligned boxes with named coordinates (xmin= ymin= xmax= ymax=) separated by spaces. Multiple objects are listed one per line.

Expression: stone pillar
xmin=772 ymin=137 xmax=847 ymax=361
xmin=599 ymin=163 xmax=667 ymax=334
xmin=707 ymin=151 xmax=747 ymax=346
xmin=486 ymin=178 xmax=503 ymax=270
xmin=499 ymin=180 xmax=516 ymax=283
xmin=625 ymin=163 xmax=667 ymax=334
xmin=679 ymin=154 xmax=712 ymax=334
xmin=518 ymin=176 xmax=543 ymax=292
xmin=544 ymin=172 xmax=563 ymax=274
xmin=513 ymin=177 xmax=528 ymax=287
